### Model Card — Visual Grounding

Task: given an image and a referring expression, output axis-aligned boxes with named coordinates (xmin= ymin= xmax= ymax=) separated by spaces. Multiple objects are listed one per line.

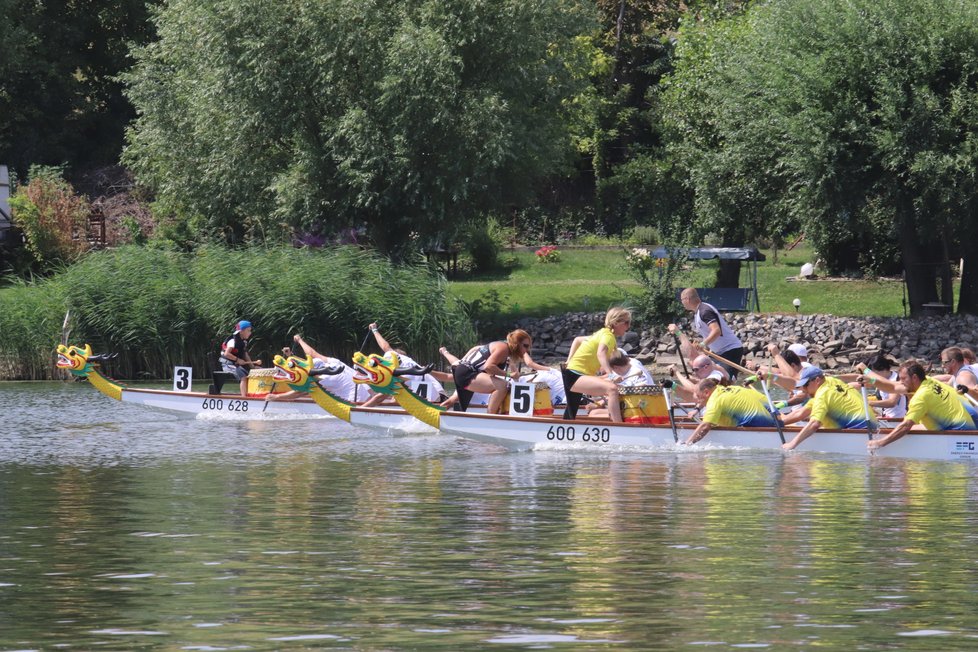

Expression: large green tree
xmin=662 ymin=0 xmax=978 ymax=312
xmin=0 ymin=0 xmax=155 ymax=175
xmin=123 ymin=0 xmax=594 ymax=255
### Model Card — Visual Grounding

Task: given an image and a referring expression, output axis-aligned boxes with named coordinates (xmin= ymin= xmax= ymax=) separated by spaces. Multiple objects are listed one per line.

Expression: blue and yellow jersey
xmin=809 ymin=376 xmax=873 ymax=430
xmin=906 ymin=377 xmax=977 ymax=431
xmin=701 ymin=385 xmax=776 ymax=428
xmin=567 ymin=328 xmax=618 ymax=376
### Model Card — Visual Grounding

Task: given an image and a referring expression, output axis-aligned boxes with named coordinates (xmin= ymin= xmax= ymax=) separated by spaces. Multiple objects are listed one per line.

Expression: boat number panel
xmin=546 ymin=425 xmax=611 ymax=443
xmin=201 ymin=398 xmax=250 ymax=412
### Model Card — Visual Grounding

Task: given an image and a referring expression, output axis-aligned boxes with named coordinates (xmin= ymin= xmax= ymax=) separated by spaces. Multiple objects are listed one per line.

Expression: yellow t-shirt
xmin=809 ymin=375 xmax=873 ymax=430
xmin=567 ymin=328 xmax=618 ymax=376
xmin=905 ymin=377 xmax=977 ymax=430
xmin=701 ymin=385 xmax=776 ymax=428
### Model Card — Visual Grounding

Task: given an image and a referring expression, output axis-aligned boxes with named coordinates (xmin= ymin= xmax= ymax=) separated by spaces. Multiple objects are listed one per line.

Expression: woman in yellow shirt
xmin=563 ymin=307 xmax=632 ymax=422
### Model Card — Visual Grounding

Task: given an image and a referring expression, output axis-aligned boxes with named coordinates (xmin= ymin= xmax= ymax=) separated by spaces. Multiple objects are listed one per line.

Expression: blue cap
xmin=236 ymin=320 xmax=252 ymax=331
xmin=794 ymin=365 xmax=824 ymax=388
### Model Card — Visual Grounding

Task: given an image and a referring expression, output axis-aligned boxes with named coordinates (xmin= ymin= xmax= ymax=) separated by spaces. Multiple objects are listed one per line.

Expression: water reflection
xmin=2 ymin=384 xmax=978 ymax=648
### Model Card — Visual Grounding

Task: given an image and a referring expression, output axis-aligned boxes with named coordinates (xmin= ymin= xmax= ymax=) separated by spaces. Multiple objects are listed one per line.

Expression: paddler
xmin=265 ymin=335 xmax=365 ymax=403
xmin=667 ymin=354 xmax=729 ymax=402
xmin=439 ymin=329 xmax=551 ymax=413
xmin=219 ymin=320 xmax=262 ymax=397
xmin=935 ymin=347 xmax=978 ymax=400
xmin=684 ymin=378 xmax=778 ymax=445
xmin=781 ymin=366 xmax=877 ymax=451
xmin=865 ymin=361 xmax=978 ymax=451
xmin=360 ymin=323 xmax=448 ymax=406
xmin=562 ymin=307 xmax=633 ymax=422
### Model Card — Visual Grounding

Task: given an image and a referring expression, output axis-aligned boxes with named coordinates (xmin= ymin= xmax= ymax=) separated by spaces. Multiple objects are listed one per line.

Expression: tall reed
xmin=0 ymin=245 xmax=476 ymax=380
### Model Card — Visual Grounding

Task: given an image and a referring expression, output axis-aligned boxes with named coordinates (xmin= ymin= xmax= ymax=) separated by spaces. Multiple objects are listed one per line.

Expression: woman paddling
xmin=562 ymin=307 xmax=632 ymax=422
xmin=440 ymin=329 xmax=550 ymax=414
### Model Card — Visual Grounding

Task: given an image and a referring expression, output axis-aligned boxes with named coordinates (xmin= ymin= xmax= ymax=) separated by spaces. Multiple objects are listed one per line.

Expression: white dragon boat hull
xmin=437 ymin=412 xmax=978 ymax=461
xmin=110 ymin=387 xmax=338 ymax=419
xmin=349 ymin=406 xmax=439 ymax=432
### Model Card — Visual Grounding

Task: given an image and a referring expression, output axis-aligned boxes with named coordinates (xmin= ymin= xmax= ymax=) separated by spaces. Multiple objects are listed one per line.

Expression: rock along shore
xmin=513 ymin=311 xmax=978 ymax=374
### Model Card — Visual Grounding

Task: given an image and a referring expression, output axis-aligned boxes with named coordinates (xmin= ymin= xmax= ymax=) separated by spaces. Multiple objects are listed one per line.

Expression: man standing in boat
xmin=781 ymin=366 xmax=876 ymax=450
xmin=219 ymin=320 xmax=261 ymax=397
xmin=669 ymin=288 xmax=745 ymax=378
xmin=865 ymin=361 xmax=977 ymax=451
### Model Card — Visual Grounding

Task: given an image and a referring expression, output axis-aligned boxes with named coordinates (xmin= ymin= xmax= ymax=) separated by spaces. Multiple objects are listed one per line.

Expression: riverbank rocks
xmin=519 ymin=311 xmax=978 ymax=374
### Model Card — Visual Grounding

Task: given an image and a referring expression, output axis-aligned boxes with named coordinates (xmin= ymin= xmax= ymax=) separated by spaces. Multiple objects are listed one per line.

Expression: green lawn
xmin=448 ymin=245 xmax=910 ymax=320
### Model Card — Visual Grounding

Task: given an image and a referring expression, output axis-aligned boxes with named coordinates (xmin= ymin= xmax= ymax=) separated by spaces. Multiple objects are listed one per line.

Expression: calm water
xmin=2 ymin=383 xmax=978 ymax=650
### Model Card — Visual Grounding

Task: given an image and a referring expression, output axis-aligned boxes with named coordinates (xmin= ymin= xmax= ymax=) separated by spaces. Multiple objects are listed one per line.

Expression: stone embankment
xmin=516 ymin=311 xmax=978 ymax=372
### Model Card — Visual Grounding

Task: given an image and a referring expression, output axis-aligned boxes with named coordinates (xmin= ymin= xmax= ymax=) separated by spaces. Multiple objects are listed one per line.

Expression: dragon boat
xmin=349 ymin=350 xmax=579 ymax=430
xmin=56 ymin=344 xmax=348 ymax=420
xmin=348 ymin=350 xmax=978 ymax=461
xmin=56 ymin=343 xmax=476 ymax=428
xmin=436 ymin=411 xmax=978 ymax=461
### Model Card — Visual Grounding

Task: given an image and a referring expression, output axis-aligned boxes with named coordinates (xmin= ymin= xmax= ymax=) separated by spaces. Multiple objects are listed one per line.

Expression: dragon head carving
xmin=56 ymin=344 xmax=117 ymax=377
xmin=352 ymin=351 xmax=400 ymax=395
xmin=272 ymin=354 xmax=319 ymax=392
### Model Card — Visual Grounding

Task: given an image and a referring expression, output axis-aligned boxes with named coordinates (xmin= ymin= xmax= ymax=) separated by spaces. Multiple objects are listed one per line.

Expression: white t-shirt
xmin=693 ymin=301 xmax=742 ymax=355
xmin=521 ymin=369 xmax=566 ymax=406
xmin=625 ymin=358 xmax=656 ymax=386
xmin=877 ymin=370 xmax=907 ymax=419
xmin=312 ymin=358 xmax=361 ymax=402
xmin=384 ymin=351 xmax=444 ymax=401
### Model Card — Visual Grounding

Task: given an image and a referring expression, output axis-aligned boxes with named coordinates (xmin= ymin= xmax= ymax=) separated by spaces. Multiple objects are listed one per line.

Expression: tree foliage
xmin=123 ymin=0 xmax=595 ymax=256
xmin=0 ymin=0 xmax=156 ymax=176
xmin=662 ymin=0 xmax=978 ymax=312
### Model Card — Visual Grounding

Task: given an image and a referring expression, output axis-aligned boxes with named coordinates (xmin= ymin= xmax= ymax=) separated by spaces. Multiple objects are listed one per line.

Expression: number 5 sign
xmin=509 ymin=381 xmax=534 ymax=416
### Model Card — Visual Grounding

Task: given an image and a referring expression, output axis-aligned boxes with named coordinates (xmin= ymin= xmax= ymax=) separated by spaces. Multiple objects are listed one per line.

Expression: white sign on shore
xmin=0 ymin=165 xmax=11 ymax=235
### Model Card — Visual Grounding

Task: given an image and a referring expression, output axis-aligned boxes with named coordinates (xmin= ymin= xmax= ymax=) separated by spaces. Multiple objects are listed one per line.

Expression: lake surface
xmin=3 ymin=382 xmax=978 ymax=650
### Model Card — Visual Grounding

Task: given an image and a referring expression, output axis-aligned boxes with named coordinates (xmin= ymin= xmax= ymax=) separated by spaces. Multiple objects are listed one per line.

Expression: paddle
xmin=661 ymin=380 xmax=679 ymax=443
xmin=860 ymin=384 xmax=880 ymax=440
xmin=61 ymin=309 xmax=71 ymax=346
xmin=699 ymin=346 xmax=755 ymax=377
xmin=262 ymin=378 xmax=277 ymax=413
xmin=672 ymin=332 xmax=690 ymax=376
xmin=753 ymin=375 xmax=786 ymax=445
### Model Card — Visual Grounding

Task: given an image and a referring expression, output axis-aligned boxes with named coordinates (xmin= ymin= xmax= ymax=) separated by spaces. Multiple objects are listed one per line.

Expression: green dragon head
xmin=352 ymin=351 xmax=401 ymax=396
xmin=272 ymin=354 xmax=318 ymax=392
xmin=56 ymin=344 xmax=117 ymax=377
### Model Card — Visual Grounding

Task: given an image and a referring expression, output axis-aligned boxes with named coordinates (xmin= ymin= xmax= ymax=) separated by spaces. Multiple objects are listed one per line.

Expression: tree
xmin=122 ymin=0 xmax=594 ymax=256
xmin=662 ymin=0 xmax=978 ymax=312
xmin=0 ymin=0 xmax=156 ymax=176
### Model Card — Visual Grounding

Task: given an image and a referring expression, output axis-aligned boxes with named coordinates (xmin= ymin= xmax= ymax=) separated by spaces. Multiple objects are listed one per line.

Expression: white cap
xmin=788 ymin=343 xmax=808 ymax=358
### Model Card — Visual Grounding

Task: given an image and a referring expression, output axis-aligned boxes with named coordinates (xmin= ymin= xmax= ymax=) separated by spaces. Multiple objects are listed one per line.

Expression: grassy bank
xmin=449 ymin=244 xmax=907 ymax=321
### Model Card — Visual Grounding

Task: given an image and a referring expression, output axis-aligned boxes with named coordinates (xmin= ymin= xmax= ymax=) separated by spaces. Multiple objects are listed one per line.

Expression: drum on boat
xmin=246 ymin=368 xmax=290 ymax=396
xmin=618 ymin=385 xmax=669 ymax=425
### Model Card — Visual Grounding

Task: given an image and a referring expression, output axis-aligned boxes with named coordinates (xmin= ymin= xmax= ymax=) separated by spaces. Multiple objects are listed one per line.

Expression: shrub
xmin=535 ymin=245 xmax=561 ymax=264
xmin=462 ymin=217 xmax=514 ymax=272
xmin=9 ymin=166 xmax=90 ymax=270
xmin=628 ymin=225 xmax=660 ymax=246
xmin=621 ymin=246 xmax=688 ymax=327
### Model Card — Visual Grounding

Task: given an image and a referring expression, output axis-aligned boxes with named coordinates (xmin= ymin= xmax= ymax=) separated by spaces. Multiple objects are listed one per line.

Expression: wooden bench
xmin=678 ymin=287 xmax=754 ymax=312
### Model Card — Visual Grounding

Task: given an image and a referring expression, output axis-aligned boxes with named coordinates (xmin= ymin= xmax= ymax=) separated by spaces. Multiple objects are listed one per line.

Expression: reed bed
xmin=0 ymin=245 xmax=476 ymax=380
